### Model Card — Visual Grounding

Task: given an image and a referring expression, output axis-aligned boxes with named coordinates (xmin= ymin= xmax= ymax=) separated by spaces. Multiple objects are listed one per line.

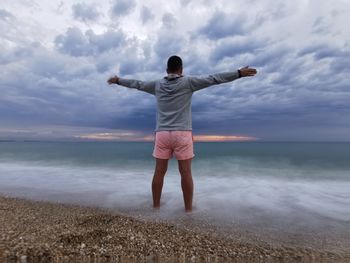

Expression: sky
xmin=0 ymin=0 xmax=349 ymax=141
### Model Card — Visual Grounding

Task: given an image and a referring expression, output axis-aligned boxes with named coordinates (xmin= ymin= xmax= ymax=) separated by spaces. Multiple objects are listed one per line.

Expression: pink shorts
xmin=152 ymin=131 xmax=195 ymax=160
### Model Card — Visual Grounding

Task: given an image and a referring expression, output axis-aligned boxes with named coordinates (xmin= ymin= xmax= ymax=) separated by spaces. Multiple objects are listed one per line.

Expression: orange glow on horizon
xmin=76 ymin=132 xmax=258 ymax=142
xmin=193 ymin=135 xmax=257 ymax=142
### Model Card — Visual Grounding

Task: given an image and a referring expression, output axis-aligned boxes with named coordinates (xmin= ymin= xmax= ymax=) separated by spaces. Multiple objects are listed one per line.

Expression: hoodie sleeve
xmin=118 ymin=78 xmax=156 ymax=95
xmin=188 ymin=71 xmax=240 ymax=92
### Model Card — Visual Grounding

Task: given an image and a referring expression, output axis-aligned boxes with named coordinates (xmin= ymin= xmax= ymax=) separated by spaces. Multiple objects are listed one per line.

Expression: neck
xmin=165 ymin=72 xmax=183 ymax=80
xmin=167 ymin=69 xmax=182 ymax=75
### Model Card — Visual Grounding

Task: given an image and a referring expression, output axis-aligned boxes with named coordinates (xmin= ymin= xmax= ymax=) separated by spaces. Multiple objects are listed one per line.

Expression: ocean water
xmin=1 ymin=141 xmax=350 ymax=248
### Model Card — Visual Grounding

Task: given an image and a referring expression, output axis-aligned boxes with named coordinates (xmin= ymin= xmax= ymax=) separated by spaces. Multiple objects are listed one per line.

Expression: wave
xmin=0 ymin=159 xmax=349 ymax=224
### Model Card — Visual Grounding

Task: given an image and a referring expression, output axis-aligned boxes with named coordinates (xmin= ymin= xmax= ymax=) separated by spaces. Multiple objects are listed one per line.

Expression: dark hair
xmin=167 ymin=55 xmax=182 ymax=72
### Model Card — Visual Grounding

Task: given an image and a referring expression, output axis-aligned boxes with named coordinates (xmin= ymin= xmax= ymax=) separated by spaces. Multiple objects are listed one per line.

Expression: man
xmin=107 ymin=56 xmax=257 ymax=212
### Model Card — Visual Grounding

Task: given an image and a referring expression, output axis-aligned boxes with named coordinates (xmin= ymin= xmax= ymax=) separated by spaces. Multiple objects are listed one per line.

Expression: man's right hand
xmin=107 ymin=75 xmax=119 ymax=85
xmin=239 ymin=66 xmax=257 ymax=77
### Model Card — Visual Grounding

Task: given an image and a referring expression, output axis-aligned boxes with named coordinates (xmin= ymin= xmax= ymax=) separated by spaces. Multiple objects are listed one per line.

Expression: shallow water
xmin=0 ymin=141 xmax=349 ymax=252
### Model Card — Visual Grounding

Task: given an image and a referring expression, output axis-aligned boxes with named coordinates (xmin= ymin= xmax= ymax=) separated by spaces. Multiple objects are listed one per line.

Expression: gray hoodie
xmin=118 ymin=71 xmax=240 ymax=131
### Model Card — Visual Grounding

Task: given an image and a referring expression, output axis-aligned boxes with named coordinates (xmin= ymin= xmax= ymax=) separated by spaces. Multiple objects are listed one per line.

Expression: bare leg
xmin=152 ymin=158 xmax=168 ymax=208
xmin=178 ymin=158 xmax=193 ymax=212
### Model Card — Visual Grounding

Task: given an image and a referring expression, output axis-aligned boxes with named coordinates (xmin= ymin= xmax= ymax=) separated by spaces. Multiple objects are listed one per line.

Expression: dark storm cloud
xmin=298 ymin=44 xmax=343 ymax=60
xmin=330 ymin=55 xmax=350 ymax=74
xmin=54 ymin=24 xmax=150 ymax=75
xmin=210 ymin=37 xmax=263 ymax=63
xmin=187 ymin=34 xmax=350 ymax=140
xmin=0 ymin=44 xmax=36 ymax=65
xmin=246 ymin=44 xmax=291 ymax=70
xmin=55 ymin=27 xmax=126 ymax=57
xmin=182 ymin=52 xmax=212 ymax=75
xmin=298 ymin=43 xmax=350 ymax=74
xmin=199 ymin=11 xmax=246 ymax=40
xmin=111 ymin=0 xmax=136 ymax=17
xmin=1 ymin=1 xmax=350 ymax=141
xmin=0 ymin=30 xmax=156 ymax=132
xmin=191 ymin=82 xmax=349 ymax=140
xmin=102 ymin=106 xmax=156 ymax=132
xmin=72 ymin=3 xmax=100 ymax=22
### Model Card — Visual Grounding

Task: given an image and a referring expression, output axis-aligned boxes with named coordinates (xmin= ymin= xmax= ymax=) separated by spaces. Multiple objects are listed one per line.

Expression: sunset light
xmin=75 ymin=132 xmax=257 ymax=142
xmin=193 ymin=135 xmax=257 ymax=142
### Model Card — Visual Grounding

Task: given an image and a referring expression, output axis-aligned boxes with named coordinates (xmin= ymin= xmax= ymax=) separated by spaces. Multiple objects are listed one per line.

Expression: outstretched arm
xmin=189 ymin=66 xmax=257 ymax=92
xmin=107 ymin=75 xmax=156 ymax=95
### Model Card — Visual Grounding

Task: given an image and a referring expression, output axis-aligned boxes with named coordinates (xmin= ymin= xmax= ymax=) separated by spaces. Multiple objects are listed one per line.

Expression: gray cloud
xmin=55 ymin=27 xmax=126 ymax=57
xmin=72 ymin=3 xmax=100 ymax=22
xmin=111 ymin=0 xmax=136 ymax=17
xmin=55 ymin=27 xmax=91 ymax=56
xmin=179 ymin=0 xmax=191 ymax=7
xmin=154 ymin=32 xmax=185 ymax=61
xmin=331 ymin=54 xmax=350 ymax=74
xmin=86 ymin=29 xmax=126 ymax=53
xmin=140 ymin=6 xmax=154 ymax=23
xmin=298 ymin=44 xmax=341 ymax=59
xmin=253 ymin=2 xmax=288 ymax=26
xmin=297 ymin=43 xmax=350 ymax=74
xmin=162 ymin=13 xmax=177 ymax=28
xmin=199 ymin=11 xmax=246 ymax=40
xmin=210 ymin=37 xmax=264 ymax=63
xmin=1 ymin=1 xmax=350 ymax=141
xmin=0 ymin=44 xmax=36 ymax=65
xmin=0 ymin=9 xmax=14 ymax=21
xmin=248 ymin=45 xmax=290 ymax=72
xmin=0 ymin=35 xmax=153 ymax=130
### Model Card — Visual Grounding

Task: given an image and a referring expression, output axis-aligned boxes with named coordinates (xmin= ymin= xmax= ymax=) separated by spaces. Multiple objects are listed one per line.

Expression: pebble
xmin=20 ymin=255 xmax=27 ymax=263
xmin=0 ymin=195 xmax=346 ymax=262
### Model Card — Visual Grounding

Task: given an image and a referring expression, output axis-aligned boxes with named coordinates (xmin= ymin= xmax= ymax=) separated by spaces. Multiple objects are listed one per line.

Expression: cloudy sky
xmin=1 ymin=0 xmax=349 ymax=141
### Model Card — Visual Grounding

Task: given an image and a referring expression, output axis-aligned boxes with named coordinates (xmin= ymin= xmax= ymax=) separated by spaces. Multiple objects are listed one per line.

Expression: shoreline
xmin=0 ymin=195 xmax=349 ymax=262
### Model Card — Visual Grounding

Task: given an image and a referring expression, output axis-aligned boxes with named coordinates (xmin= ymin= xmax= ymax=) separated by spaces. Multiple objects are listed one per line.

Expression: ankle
xmin=153 ymin=204 xmax=160 ymax=209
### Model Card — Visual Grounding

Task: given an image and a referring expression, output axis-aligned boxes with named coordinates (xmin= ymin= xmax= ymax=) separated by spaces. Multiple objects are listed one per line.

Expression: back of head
xmin=167 ymin=55 xmax=183 ymax=73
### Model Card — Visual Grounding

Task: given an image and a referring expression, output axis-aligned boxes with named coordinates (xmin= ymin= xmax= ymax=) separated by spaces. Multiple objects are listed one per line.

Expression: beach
xmin=0 ymin=195 xmax=348 ymax=263
xmin=1 ymin=142 xmax=350 ymax=262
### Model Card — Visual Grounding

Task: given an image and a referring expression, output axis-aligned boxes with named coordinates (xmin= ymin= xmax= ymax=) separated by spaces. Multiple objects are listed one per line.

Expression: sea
xmin=0 ymin=141 xmax=349 ymax=251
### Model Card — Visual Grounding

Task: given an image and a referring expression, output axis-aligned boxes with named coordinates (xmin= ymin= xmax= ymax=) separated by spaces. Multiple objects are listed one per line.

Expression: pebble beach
xmin=0 ymin=195 xmax=349 ymax=263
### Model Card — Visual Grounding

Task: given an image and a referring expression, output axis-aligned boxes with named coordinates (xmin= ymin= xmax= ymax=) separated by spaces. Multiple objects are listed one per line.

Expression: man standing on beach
xmin=107 ymin=56 xmax=257 ymax=212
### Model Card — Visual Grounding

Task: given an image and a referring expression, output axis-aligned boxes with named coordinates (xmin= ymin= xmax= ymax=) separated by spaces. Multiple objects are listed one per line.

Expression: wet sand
xmin=0 ymin=195 xmax=348 ymax=262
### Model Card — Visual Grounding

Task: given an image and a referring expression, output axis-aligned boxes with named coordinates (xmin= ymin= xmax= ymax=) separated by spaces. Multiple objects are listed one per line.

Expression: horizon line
xmin=1 ymin=139 xmax=350 ymax=143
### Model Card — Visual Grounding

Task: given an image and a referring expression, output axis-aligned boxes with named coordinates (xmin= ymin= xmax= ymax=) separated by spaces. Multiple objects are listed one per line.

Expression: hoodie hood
xmin=161 ymin=74 xmax=184 ymax=94
xmin=164 ymin=73 xmax=183 ymax=80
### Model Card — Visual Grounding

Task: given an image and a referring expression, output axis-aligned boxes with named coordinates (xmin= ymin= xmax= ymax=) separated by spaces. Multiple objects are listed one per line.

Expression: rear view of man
xmin=107 ymin=56 xmax=257 ymax=212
